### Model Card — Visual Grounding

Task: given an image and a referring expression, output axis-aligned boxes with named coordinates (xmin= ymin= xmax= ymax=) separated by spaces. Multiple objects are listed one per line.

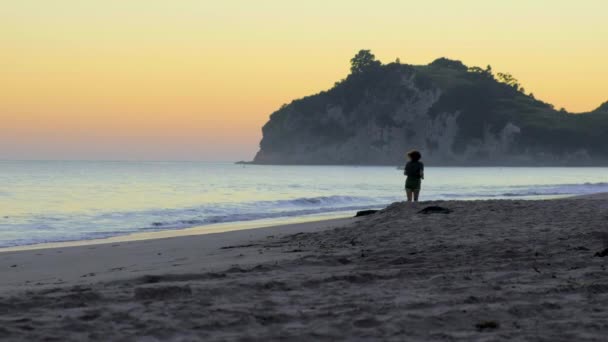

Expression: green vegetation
xmin=257 ymin=50 xmax=608 ymax=165
xmin=349 ymin=50 xmax=382 ymax=74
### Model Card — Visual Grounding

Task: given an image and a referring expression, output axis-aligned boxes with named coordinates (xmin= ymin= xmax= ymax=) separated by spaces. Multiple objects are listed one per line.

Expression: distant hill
xmin=594 ymin=101 xmax=608 ymax=113
xmin=252 ymin=50 xmax=608 ymax=166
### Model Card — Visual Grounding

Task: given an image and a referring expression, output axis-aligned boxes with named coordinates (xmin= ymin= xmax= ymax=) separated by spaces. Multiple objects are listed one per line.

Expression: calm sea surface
xmin=1 ymin=161 xmax=607 ymax=248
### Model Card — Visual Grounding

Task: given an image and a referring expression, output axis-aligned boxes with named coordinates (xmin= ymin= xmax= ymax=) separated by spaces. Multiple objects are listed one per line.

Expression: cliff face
xmin=253 ymin=56 xmax=608 ymax=165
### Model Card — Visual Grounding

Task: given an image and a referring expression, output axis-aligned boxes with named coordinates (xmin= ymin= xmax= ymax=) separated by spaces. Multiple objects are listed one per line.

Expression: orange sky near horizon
xmin=1 ymin=0 xmax=607 ymax=161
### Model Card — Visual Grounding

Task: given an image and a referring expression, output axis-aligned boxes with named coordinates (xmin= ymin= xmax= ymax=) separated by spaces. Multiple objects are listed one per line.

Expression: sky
xmin=1 ymin=0 xmax=607 ymax=161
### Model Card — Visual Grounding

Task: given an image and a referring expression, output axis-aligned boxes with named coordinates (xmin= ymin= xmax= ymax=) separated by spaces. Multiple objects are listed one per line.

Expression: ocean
xmin=1 ymin=161 xmax=608 ymax=248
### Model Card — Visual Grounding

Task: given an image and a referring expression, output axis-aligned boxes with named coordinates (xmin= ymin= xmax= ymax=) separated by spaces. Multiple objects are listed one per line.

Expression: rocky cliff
xmin=252 ymin=52 xmax=608 ymax=165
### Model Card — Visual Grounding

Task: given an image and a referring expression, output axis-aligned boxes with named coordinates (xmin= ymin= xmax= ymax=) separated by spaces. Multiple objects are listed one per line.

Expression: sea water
xmin=1 ymin=161 xmax=608 ymax=248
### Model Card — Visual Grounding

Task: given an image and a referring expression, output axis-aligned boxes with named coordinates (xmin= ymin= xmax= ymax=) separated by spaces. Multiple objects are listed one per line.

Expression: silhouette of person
xmin=404 ymin=150 xmax=424 ymax=202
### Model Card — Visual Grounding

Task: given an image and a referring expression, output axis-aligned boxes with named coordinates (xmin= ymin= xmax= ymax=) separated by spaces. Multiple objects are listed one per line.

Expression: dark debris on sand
xmin=355 ymin=209 xmax=379 ymax=217
xmin=475 ymin=320 xmax=500 ymax=331
xmin=418 ymin=205 xmax=453 ymax=214
xmin=594 ymin=248 xmax=608 ymax=257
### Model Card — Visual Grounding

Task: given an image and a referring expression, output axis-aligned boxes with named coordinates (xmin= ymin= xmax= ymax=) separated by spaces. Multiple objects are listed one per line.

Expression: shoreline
xmin=0 ymin=216 xmax=358 ymax=291
xmin=1 ymin=193 xmax=599 ymax=285
xmin=2 ymin=195 xmax=608 ymax=340
xmin=0 ymin=193 xmax=581 ymax=253
xmin=0 ymin=211 xmax=356 ymax=253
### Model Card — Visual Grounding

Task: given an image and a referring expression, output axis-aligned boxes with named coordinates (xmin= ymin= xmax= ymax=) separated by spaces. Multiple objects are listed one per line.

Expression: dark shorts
xmin=405 ymin=177 xmax=421 ymax=191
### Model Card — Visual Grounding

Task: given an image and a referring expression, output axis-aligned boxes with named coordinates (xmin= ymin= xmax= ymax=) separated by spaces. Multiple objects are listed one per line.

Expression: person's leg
xmin=413 ymin=189 xmax=420 ymax=202
xmin=406 ymin=189 xmax=413 ymax=202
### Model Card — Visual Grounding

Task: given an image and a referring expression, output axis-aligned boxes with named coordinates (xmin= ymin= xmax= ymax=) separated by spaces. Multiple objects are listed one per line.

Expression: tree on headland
xmin=429 ymin=57 xmax=468 ymax=71
xmin=485 ymin=65 xmax=493 ymax=77
xmin=497 ymin=72 xmax=519 ymax=88
xmin=467 ymin=64 xmax=494 ymax=79
xmin=467 ymin=66 xmax=485 ymax=74
xmin=497 ymin=72 xmax=525 ymax=92
xmin=350 ymin=50 xmax=381 ymax=74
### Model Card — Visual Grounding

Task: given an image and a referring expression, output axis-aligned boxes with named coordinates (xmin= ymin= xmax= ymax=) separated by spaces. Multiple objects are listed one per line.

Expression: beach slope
xmin=2 ymin=197 xmax=608 ymax=341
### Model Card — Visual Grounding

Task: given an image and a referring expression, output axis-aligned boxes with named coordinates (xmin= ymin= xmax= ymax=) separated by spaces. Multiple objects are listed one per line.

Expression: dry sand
xmin=2 ymin=196 xmax=608 ymax=341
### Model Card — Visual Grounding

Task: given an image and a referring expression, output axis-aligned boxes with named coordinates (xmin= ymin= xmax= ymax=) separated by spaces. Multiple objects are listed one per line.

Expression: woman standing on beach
xmin=404 ymin=150 xmax=424 ymax=202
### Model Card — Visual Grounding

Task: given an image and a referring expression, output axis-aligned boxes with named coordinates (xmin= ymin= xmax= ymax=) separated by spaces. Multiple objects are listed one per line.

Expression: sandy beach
xmin=2 ymin=195 xmax=608 ymax=341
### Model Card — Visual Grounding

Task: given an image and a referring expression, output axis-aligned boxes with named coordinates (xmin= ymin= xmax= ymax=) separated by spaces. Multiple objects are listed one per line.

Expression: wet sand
xmin=2 ymin=196 xmax=608 ymax=341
